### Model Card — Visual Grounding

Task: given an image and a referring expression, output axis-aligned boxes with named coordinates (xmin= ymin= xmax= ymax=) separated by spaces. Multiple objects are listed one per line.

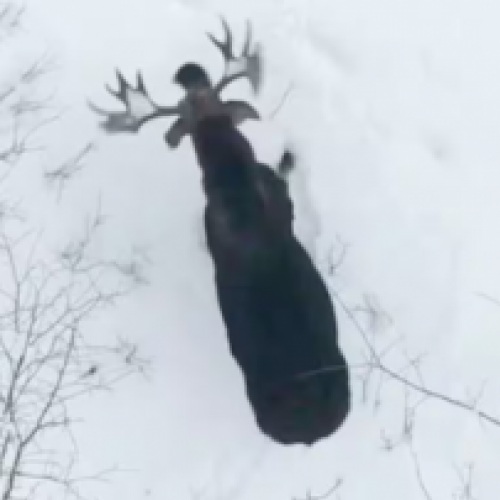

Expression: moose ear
xmin=224 ymin=100 xmax=260 ymax=126
xmin=164 ymin=117 xmax=189 ymax=148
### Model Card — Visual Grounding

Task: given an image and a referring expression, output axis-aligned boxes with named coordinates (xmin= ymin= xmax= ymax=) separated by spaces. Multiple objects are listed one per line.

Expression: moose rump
xmin=197 ymin=116 xmax=350 ymax=446
xmin=213 ymin=238 xmax=350 ymax=446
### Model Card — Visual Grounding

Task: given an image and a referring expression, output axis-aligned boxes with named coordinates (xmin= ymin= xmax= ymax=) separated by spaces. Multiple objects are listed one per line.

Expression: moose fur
xmin=192 ymin=115 xmax=350 ymax=446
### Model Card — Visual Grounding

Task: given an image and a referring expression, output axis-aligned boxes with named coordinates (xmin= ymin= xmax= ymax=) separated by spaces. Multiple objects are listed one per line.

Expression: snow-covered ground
xmin=8 ymin=0 xmax=500 ymax=498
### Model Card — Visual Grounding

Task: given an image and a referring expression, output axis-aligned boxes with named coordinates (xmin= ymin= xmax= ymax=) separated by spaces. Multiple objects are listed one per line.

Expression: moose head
xmin=88 ymin=17 xmax=263 ymax=149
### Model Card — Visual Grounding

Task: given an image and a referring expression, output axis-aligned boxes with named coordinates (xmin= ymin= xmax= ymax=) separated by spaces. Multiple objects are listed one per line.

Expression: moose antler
xmin=88 ymin=70 xmax=180 ymax=134
xmin=208 ymin=17 xmax=262 ymax=94
xmin=88 ymin=17 xmax=262 ymax=145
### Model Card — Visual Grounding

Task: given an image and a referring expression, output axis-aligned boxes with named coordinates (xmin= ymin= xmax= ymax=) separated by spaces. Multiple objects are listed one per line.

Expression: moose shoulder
xmin=193 ymin=115 xmax=351 ymax=446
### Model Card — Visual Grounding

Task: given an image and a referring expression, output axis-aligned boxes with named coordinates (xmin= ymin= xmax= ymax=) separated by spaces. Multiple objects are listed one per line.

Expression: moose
xmin=89 ymin=17 xmax=350 ymax=445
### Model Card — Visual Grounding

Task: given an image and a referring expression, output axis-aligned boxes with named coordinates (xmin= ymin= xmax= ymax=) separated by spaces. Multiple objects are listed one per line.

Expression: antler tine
xmin=241 ymin=19 xmax=252 ymax=57
xmin=209 ymin=16 xmax=263 ymax=95
xmin=88 ymin=69 xmax=180 ymax=134
xmin=207 ymin=16 xmax=233 ymax=60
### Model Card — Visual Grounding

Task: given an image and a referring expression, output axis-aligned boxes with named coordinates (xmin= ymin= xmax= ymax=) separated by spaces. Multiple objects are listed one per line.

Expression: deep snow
xmin=5 ymin=0 xmax=500 ymax=498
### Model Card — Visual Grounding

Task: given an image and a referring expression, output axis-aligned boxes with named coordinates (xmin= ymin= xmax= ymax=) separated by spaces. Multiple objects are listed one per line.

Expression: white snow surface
xmin=7 ymin=0 xmax=500 ymax=499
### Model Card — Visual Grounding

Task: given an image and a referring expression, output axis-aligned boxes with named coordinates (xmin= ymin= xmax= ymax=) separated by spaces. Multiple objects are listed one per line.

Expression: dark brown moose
xmin=88 ymin=17 xmax=350 ymax=446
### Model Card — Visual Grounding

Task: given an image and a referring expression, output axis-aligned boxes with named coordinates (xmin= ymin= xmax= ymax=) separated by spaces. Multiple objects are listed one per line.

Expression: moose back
xmin=193 ymin=114 xmax=350 ymax=446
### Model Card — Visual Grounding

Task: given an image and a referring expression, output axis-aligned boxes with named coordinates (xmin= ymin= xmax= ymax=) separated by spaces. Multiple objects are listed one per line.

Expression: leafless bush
xmin=323 ymin=236 xmax=500 ymax=428
xmin=0 ymin=207 xmax=149 ymax=500
xmin=0 ymin=4 xmax=149 ymax=500
xmin=0 ymin=10 xmax=61 ymax=217
xmin=323 ymin=237 xmax=496 ymax=498
xmin=335 ymin=289 xmax=500 ymax=428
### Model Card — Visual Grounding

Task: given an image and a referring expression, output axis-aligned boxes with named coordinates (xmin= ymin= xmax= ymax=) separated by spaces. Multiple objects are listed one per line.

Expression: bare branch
xmin=453 ymin=463 xmax=476 ymax=500
xmin=408 ymin=443 xmax=434 ymax=500
xmin=269 ymin=82 xmax=294 ymax=119
xmin=0 ymin=3 xmax=24 ymax=39
xmin=0 ymin=197 xmax=149 ymax=500
xmin=44 ymin=143 xmax=95 ymax=201
xmin=293 ymin=480 xmax=343 ymax=500
xmin=334 ymin=288 xmax=500 ymax=427
xmin=352 ymin=293 xmax=393 ymax=335
xmin=18 ymin=53 xmax=59 ymax=86
xmin=325 ymin=235 xmax=350 ymax=276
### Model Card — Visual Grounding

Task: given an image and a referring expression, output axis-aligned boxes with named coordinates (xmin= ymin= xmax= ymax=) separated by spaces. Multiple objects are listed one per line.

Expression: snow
xmin=7 ymin=0 xmax=500 ymax=498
